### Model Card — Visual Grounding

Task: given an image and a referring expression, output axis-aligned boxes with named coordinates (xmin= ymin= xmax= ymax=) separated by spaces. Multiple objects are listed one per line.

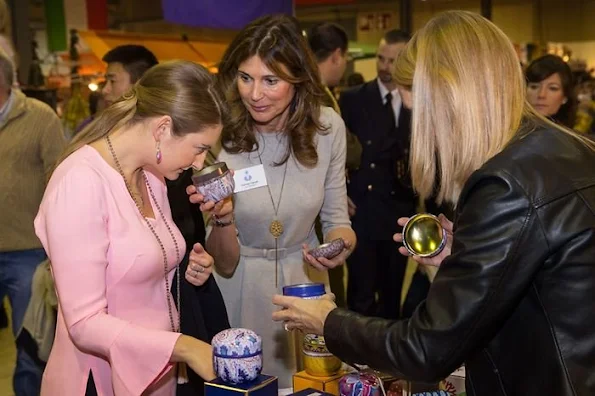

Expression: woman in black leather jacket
xmin=273 ymin=11 xmax=595 ymax=395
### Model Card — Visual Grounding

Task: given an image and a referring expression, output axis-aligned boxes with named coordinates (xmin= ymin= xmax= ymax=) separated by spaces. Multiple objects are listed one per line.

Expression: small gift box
xmin=205 ymin=374 xmax=278 ymax=396
xmin=212 ymin=328 xmax=263 ymax=384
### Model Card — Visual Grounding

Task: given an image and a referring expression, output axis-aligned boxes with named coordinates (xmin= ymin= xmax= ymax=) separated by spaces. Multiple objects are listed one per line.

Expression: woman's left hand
xmin=185 ymin=243 xmax=214 ymax=286
xmin=272 ymin=293 xmax=337 ymax=335
xmin=302 ymin=238 xmax=353 ymax=271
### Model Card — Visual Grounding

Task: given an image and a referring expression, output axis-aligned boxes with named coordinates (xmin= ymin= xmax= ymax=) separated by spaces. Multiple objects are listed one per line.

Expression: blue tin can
xmin=282 ymin=283 xmax=325 ymax=299
xmin=282 ymin=283 xmax=340 ymax=376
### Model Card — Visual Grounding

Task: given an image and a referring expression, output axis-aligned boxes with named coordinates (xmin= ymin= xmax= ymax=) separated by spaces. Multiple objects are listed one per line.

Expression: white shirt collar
xmin=377 ymin=78 xmax=400 ymax=103
xmin=377 ymin=79 xmax=402 ymax=126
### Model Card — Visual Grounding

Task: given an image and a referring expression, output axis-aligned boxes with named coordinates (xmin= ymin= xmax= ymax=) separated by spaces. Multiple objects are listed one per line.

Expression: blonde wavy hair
xmin=393 ymin=10 xmax=593 ymax=205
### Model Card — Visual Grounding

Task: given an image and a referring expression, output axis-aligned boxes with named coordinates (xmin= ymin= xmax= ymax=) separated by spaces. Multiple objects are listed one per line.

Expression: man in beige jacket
xmin=0 ymin=50 xmax=66 ymax=396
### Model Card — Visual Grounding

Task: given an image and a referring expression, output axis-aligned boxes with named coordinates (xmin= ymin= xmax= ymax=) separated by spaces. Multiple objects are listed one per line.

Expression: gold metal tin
xmin=402 ymin=213 xmax=446 ymax=258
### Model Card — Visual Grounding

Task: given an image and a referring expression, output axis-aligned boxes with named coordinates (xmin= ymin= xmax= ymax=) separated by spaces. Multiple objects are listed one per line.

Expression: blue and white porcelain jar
xmin=212 ymin=328 xmax=263 ymax=384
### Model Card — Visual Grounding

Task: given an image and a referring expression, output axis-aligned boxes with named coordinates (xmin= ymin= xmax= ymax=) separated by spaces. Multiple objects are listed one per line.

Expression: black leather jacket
xmin=324 ymin=124 xmax=595 ymax=395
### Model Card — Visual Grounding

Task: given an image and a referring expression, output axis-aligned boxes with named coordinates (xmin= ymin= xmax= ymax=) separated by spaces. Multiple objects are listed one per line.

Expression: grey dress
xmin=209 ymin=107 xmax=351 ymax=387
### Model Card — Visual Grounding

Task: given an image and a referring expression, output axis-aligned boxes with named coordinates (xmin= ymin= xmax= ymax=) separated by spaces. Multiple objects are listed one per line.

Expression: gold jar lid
xmin=402 ymin=213 xmax=446 ymax=258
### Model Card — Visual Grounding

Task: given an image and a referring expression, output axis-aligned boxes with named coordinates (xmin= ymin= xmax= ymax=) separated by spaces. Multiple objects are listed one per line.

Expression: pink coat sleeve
xmin=35 ymin=165 xmax=181 ymax=395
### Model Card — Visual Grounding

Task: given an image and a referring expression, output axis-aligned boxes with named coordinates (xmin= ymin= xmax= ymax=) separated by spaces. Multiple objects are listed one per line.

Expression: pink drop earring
xmin=156 ymin=143 xmax=162 ymax=164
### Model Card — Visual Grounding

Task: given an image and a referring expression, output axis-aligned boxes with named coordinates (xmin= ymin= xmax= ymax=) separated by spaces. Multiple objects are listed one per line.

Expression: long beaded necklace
xmin=257 ymin=147 xmax=289 ymax=287
xmin=105 ymin=136 xmax=181 ymax=333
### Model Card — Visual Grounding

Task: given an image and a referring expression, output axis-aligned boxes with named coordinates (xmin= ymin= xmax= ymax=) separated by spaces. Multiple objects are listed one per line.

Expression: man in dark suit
xmin=339 ymin=29 xmax=415 ymax=319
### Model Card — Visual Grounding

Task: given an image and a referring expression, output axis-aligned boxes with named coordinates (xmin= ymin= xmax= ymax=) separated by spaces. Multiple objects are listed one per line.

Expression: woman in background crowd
xmin=526 ymin=54 xmax=577 ymax=128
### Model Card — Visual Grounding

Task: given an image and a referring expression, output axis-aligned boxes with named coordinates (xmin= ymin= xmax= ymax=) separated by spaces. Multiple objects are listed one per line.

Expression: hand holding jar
xmin=186 ymin=162 xmax=235 ymax=220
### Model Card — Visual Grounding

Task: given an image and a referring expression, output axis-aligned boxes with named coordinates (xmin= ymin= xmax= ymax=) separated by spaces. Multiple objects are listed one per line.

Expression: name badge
xmin=234 ymin=164 xmax=268 ymax=193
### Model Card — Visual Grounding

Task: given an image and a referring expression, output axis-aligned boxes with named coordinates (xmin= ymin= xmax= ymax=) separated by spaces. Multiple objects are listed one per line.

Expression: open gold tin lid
xmin=402 ymin=213 xmax=447 ymax=258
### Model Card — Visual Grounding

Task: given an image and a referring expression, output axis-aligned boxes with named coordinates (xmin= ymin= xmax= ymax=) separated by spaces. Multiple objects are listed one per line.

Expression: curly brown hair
xmin=217 ymin=14 xmax=327 ymax=167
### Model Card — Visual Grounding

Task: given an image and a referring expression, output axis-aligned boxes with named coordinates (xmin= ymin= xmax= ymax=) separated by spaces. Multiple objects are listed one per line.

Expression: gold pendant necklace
xmin=269 ymin=219 xmax=284 ymax=238
xmin=257 ymin=147 xmax=289 ymax=287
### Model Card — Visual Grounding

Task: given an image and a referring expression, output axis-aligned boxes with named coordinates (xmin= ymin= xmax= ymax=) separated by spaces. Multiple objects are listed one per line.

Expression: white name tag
xmin=234 ymin=164 xmax=268 ymax=193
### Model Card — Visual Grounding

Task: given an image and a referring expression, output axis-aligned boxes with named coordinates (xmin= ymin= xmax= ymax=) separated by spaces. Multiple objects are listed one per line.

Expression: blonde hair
xmin=393 ymin=10 xmax=594 ymax=205
xmin=55 ymin=60 xmax=226 ymax=172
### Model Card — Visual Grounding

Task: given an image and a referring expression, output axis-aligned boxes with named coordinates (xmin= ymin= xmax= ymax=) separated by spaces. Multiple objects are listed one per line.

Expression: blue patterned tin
xmin=308 ymin=238 xmax=345 ymax=260
xmin=192 ymin=162 xmax=235 ymax=203
xmin=212 ymin=328 xmax=263 ymax=384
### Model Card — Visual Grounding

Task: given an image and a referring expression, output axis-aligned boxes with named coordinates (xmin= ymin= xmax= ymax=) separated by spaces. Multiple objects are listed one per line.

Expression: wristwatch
xmin=213 ymin=214 xmax=234 ymax=227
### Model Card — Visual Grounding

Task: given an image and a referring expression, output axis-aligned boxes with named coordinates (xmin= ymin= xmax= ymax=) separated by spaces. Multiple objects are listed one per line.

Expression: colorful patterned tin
xmin=339 ymin=372 xmax=381 ymax=396
xmin=308 ymin=239 xmax=345 ymax=260
xmin=302 ymin=334 xmax=342 ymax=377
xmin=192 ymin=162 xmax=235 ymax=203
xmin=212 ymin=328 xmax=263 ymax=384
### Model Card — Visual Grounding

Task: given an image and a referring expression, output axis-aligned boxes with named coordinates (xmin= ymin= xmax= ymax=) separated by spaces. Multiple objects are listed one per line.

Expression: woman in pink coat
xmin=34 ymin=61 xmax=226 ymax=395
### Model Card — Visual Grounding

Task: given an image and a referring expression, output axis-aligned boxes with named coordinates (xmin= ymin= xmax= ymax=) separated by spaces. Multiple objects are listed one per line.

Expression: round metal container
xmin=339 ymin=372 xmax=381 ymax=396
xmin=302 ymin=334 xmax=341 ymax=377
xmin=211 ymin=328 xmax=263 ymax=384
xmin=282 ymin=283 xmax=325 ymax=299
xmin=191 ymin=162 xmax=235 ymax=203
xmin=308 ymin=238 xmax=345 ymax=260
xmin=192 ymin=162 xmax=230 ymax=183
xmin=282 ymin=283 xmax=341 ymax=377
xmin=402 ymin=213 xmax=446 ymax=258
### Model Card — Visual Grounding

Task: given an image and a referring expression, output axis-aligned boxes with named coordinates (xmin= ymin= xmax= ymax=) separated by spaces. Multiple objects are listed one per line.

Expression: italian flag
xmin=45 ymin=0 xmax=107 ymax=52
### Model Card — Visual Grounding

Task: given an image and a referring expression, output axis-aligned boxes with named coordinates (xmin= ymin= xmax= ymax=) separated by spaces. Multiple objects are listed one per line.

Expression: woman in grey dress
xmin=188 ymin=15 xmax=356 ymax=387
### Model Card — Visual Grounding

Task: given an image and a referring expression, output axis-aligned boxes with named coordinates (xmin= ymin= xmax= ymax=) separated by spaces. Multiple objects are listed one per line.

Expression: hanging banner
xmin=86 ymin=0 xmax=108 ymax=31
xmin=44 ymin=0 xmax=68 ymax=52
xmin=162 ymin=0 xmax=293 ymax=30
xmin=295 ymin=0 xmax=355 ymax=4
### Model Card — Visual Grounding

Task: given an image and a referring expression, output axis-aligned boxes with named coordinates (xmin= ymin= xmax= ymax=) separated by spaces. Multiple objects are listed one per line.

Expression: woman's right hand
xmin=393 ymin=213 xmax=454 ymax=267
xmin=173 ymin=335 xmax=216 ymax=381
xmin=186 ymin=184 xmax=234 ymax=218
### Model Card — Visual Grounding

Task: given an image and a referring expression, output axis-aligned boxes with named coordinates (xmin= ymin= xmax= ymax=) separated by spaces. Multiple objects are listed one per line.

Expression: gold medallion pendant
xmin=269 ymin=219 xmax=284 ymax=238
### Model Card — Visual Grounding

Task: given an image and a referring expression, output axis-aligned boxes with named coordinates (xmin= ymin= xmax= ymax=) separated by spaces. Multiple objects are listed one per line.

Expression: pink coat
xmin=35 ymin=146 xmax=186 ymax=395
